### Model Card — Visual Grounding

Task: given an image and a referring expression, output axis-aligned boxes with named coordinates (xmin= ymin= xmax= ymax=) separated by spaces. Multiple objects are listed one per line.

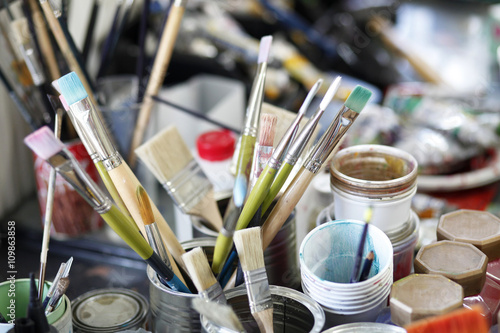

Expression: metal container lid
xmin=72 ymin=288 xmax=149 ymax=332
xmin=414 ymin=240 xmax=487 ymax=297
xmin=322 ymin=322 xmax=406 ymax=332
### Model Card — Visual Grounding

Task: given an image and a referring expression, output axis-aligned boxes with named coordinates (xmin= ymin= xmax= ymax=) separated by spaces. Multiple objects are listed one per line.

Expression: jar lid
xmin=196 ymin=130 xmax=235 ymax=161
xmin=414 ymin=240 xmax=487 ymax=297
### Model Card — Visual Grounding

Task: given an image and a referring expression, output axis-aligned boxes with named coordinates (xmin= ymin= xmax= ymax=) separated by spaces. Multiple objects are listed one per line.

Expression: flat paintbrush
xmin=24 ymin=126 xmax=190 ymax=293
xmin=57 ymin=72 xmax=186 ymax=280
xmin=182 ymin=247 xmax=226 ymax=303
xmin=135 ymin=125 xmax=223 ymax=231
xmin=192 ymin=298 xmax=245 ymax=333
xmin=249 ymin=114 xmax=277 ymax=189
xmin=261 ymin=86 xmax=372 ymax=250
xmin=234 ymin=227 xmax=273 ymax=333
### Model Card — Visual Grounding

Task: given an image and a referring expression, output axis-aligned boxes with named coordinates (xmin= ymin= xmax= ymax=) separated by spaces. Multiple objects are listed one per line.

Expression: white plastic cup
xmin=299 ymin=220 xmax=394 ymax=329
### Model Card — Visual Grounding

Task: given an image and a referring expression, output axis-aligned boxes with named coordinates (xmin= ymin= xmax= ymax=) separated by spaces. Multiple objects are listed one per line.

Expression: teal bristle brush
xmin=24 ymin=126 xmax=190 ymax=294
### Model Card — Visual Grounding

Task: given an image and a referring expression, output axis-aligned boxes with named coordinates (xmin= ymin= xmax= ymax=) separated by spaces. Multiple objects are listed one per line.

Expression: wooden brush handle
xmin=129 ymin=4 xmax=186 ymax=166
xmin=107 ymin=162 xmax=187 ymax=281
xmin=261 ymin=167 xmax=315 ymax=250
xmin=29 ymin=0 xmax=60 ymax=81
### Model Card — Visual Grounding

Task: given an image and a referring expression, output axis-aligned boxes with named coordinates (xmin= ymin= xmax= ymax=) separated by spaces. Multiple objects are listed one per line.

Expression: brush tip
xmin=258 ymin=114 xmax=278 ymax=146
xmin=299 ymin=78 xmax=323 ymax=115
xmin=24 ymin=126 xmax=65 ymax=160
xmin=182 ymin=247 xmax=217 ymax=292
xmin=136 ymin=186 xmax=154 ymax=225
xmin=319 ymin=76 xmax=342 ymax=110
xmin=258 ymin=35 xmax=273 ymax=64
xmin=58 ymin=72 xmax=88 ymax=106
xmin=344 ymin=85 xmax=372 ymax=113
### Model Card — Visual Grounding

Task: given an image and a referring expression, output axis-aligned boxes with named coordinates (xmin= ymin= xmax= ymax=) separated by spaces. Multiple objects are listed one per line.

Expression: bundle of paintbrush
xmin=57 ymin=72 xmax=187 ymax=280
xmin=135 ymin=125 xmax=223 ymax=232
xmin=24 ymin=126 xmax=190 ymax=293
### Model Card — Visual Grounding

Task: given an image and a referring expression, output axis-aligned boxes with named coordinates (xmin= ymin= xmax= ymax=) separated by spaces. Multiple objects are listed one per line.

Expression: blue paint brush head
xmin=57 ymin=72 xmax=88 ymax=106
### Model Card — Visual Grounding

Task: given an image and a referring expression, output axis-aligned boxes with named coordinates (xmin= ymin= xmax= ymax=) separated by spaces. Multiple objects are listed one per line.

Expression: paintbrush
xmin=261 ymin=86 xmax=372 ymax=251
xmin=96 ymin=1 xmax=123 ymax=79
xmin=192 ymin=298 xmax=246 ymax=333
xmin=129 ymin=0 xmax=189 ymax=166
xmin=82 ymin=0 xmax=99 ymax=63
xmin=350 ymin=207 xmax=373 ymax=283
xmin=359 ymin=251 xmax=374 ymax=282
xmin=21 ymin=0 xmax=46 ymax=76
xmin=234 ymin=227 xmax=273 ymax=333
xmin=24 ymin=126 xmax=190 ymax=293
xmin=182 ymin=247 xmax=226 ymax=303
xmin=57 ymin=72 xmax=187 ymax=280
xmin=37 ymin=105 xmax=63 ymax=300
xmin=28 ymin=272 xmax=50 ymax=332
xmin=249 ymin=114 xmax=277 ymax=189
xmin=260 ymin=76 xmax=341 ymax=216
xmin=136 ymin=185 xmax=173 ymax=272
xmin=135 ymin=125 xmax=223 ymax=231
xmin=41 ymin=261 xmax=65 ymax=309
xmin=44 ymin=276 xmax=69 ymax=315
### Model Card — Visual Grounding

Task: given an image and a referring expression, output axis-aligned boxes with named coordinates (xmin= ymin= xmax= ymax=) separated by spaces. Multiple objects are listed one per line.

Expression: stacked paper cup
xmin=300 ymin=220 xmax=394 ymax=328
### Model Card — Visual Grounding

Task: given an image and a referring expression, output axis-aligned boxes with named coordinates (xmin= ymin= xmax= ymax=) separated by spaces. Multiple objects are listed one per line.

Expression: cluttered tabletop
xmin=2 ymin=0 xmax=500 ymax=332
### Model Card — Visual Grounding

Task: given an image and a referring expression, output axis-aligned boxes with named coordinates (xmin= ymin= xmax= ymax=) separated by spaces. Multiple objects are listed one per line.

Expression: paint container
xmin=321 ymin=322 xmax=406 ymax=332
xmin=71 ymin=288 xmax=149 ymax=332
xmin=0 ymin=279 xmax=72 ymax=332
xmin=191 ymin=206 xmax=301 ymax=289
xmin=299 ymin=220 xmax=394 ymax=328
xmin=390 ymin=274 xmax=463 ymax=326
xmin=330 ymin=144 xmax=418 ymax=235
xmin=414 ymin=240 xmax=488 ymax=296
xmin=201 ymin=285 xmax=325 ymax=333
xmin=437 ymin=209 xmax=500 ymax=262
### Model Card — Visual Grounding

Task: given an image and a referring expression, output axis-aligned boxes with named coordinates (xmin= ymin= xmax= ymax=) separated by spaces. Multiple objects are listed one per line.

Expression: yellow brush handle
xmin=107 ymin=162 xmax=187 ymax=282
xmin=261 ymin=167 xmax=315 ymax=250
xmin=101 ymin=205 xmax=153 ymax=259
xmin=129 ymin=4 xmax=186 ymax=166
xmin=212 ymin=233 xmax=233 ymax=274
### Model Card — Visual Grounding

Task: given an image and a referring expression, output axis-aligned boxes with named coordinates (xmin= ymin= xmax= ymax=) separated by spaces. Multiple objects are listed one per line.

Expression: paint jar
xmin=0 ymin=279 xmax=72 ymax=332
xmin=330 ymin=144 xmax=418 ymax=235
xmin=191 ymin=207 xmax=301 ymax=289
xmin=201 ymin=285 xmax=325 ymax=333
xmin=299 ymin=220 xmax=394 ymax=328
xmin=71 ymin=288 xmax=149 ymax=332
xmin=437 ymin=209 xmax=500 ymax=262
xmin=390 ymin=274 xmax=463 ymax=326
xmin=33 ymin=139 xmax=103 ymax=238
xmin=321 ymin=322 xmax=406 ymax=332
xmin=414 ymin=240 xmax=488 ymax=296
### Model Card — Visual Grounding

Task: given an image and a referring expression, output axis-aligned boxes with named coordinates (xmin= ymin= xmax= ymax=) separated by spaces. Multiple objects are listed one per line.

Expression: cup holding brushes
xmin=24 ymin=126 xmax=190 ymax=294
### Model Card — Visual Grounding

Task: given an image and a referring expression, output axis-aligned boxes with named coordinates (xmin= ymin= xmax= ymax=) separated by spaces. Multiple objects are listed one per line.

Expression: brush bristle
xmin=24 ymin=126 xmax=65 ymax=160
xmin=11 ymin=18 xmax=30 ymax=45
xmin=298 ymin=79 xmax=323 ymax=116
xmin=233 ymin=175 xmax=247 ymax=208
xmin=405 ymin=306 xmax=488 ymax=333
xmin=344 ymin=85 xmax=372 ymax=113
xmin=258 ymin=114 xmax=277 ymax=147
xmin=319 ymin=76 xmax=342 ymax=110
xmin=182 ymin=247 xmax=217 ymax=292
xmin=192 ymin=298 xmax=244 ymax=331
xmin=58 ymin=72 xmax=88 ymax=105
xmin=135 ymin=125 xmax=193 ymax=183
xmin=136 ymin=186 xmax=154 ymax=226
xmin=233 ymin=227 xmax=265 ymax=272
xmin=258 ymin=35 xmax=273 ymax=64
xmin=367 ymin=251 xmax=374 ymax=261
xmin=59 ymin=95 xmax=69 ymax=111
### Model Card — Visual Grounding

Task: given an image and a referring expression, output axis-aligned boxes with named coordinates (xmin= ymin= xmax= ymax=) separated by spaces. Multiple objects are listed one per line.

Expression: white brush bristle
xmin=319 ymin=76 xmax=342 ymax=110
xmin=182 ymin=247 xmax=217 ymax=292
xmin=258 ymin=35 xmax=273 ymax=64
xmin=233 ymin=227 xmax=265 ymax=272
xmin=24 ymin=126 xmax=65 ymax=160
xmin=298 ymin=78 xmax=323 ymax=116
xmin=192 ymin=298 xmax=244 ymax=331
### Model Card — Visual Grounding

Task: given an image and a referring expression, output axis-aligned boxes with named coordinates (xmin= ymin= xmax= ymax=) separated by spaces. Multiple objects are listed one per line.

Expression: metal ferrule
xmin=243 ymin=62 xmax=267 ymax=138
xmin=65 ymin=111 xmax=100 ymax=162
xmin=220 ymin=226 xmax=234 ymax=238
xmin=284 ymin=107 xmax=325 ymax=166
xmin=304 ymin=107 xmax=360 ymax=174
xmin=68 ymin=97 xmax=119 ymax=167
xmin=145 ymin=224 xmax=172 ymax=271
xmin=244 ymin=267 xmax=273 ymax=313
xmin=200 ymin=282 xmax=227 ymax=304
xmin=19 ymin=46 xmax=45 ymax=86
xmin=161 ymin=159 xmax=212 ymax=213
xmin=46 ymin=148 xmax=111 ymax=213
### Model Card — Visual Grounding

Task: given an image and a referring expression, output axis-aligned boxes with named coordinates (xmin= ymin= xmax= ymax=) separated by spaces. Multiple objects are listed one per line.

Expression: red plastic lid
xmin=196 ymin=129 xmax=236 ymax=161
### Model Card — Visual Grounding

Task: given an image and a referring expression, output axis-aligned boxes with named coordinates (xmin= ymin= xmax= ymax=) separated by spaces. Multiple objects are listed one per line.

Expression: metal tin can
xmin=71 ymin=288 xmax=149 ymax=332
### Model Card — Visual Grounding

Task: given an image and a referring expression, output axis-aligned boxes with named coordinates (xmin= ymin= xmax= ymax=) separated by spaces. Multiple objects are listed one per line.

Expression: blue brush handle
xmin=218 ymin=250 xmax=238 ymax=289
xmin=350 ymin=223 xmax=369 ymax=283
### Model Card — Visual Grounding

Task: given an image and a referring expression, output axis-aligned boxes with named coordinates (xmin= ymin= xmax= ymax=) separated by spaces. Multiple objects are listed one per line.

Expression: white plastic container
xmin=300 ymin=220 xmax=394 ymax=329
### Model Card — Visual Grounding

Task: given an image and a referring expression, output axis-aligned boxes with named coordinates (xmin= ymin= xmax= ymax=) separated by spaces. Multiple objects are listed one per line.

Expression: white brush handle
xmin=40 ymin=169 xmax=56 ymax=265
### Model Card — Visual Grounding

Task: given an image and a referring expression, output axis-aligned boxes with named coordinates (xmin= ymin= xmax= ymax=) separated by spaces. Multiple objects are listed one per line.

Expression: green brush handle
xmin=235 ymin=165 xmax=276 ymax=231
xmin=212 ymin=232 xmax=234 ymax=274
xmin=261 ymin=162 xmax=294 ymax=215
xmin=234 ymin=135 xmax=256 ymax=183
xmin=95 ymin=161 xmax=138 ymax=232
xmin=101 ymin=205 xmax=153 ymax=259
